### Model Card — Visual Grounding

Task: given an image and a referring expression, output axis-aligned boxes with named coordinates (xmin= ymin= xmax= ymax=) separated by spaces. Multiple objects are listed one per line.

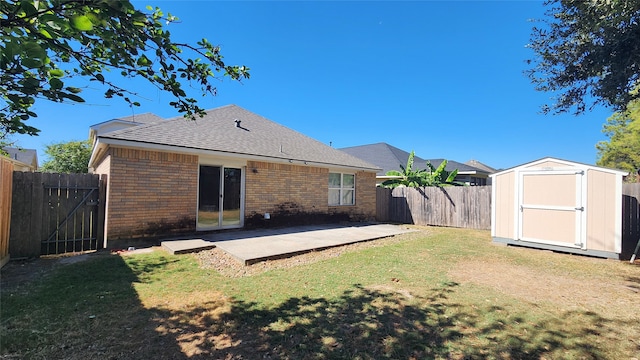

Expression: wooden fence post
xmin=0 ymin=157 xmax=13 ymax=267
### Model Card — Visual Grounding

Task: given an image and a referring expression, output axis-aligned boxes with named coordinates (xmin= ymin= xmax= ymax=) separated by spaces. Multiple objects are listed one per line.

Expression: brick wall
xmin=92 ymin=151 xmax=377 ymax=240
xmin=245 ymin=160 xmax=376 ymax=227
xmin=93 ymin=147 xmax=198 ymax=240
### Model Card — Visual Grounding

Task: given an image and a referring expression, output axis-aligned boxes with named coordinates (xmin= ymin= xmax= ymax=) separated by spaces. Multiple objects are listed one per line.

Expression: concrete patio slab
xmin=162 ymin=239 xmax=216 ymax=255
xmin=161 ymin=223 xmax=415 ymax=265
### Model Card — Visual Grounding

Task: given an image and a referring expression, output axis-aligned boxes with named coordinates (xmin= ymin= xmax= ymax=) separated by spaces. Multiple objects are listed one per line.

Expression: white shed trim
xmin=490 ymin=157 xmax=628 ymax=178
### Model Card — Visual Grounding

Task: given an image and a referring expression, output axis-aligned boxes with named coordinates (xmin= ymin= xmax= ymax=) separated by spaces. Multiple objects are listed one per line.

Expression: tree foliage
xmin=382 ymin=151 xmax=460 ymax=188
xmin=0 ymin=0 xmax=249 ymax=138
xmin=596 ymin=98 xmax=640 ymax=179
xmin=527 ymin=0 xmax=640 ymax=115
xmin=41 ymin=139 xmax=91 ymax=173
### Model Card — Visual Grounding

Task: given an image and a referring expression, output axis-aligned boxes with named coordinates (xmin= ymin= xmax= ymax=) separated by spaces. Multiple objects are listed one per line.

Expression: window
xmin=329 ymin=173 xmax=355 ymax=205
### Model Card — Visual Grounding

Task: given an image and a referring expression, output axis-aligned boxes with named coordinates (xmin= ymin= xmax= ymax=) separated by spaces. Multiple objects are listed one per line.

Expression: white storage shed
xmin=491 ymin=157 xmax=628 ymax=259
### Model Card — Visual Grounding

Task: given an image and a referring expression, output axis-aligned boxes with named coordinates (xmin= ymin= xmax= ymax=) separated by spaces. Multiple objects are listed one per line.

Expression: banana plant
xmin=382 ymin=151 xmax=426 ymax=188
xmin=382 ymin=151 xmax=462 ymax=188
xmin=423 ymin=160 xmax=461 ymax=187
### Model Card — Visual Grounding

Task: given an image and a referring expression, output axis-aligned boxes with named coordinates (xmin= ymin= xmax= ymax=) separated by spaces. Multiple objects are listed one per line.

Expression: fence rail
xmin=376 ymin=185 xmax=492 ymax=230
xmin=0 ymin=157 xmax=13 ymax=267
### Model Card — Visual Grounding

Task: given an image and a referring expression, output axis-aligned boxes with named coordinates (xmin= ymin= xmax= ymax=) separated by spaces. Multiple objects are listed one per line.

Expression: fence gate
xmin=10 ymin=172 xmax=105 ymax=257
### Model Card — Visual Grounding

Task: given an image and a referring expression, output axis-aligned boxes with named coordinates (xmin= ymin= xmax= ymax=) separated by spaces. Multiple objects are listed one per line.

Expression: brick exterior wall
xmin=93 ymin=147 xmax=198 ymax=241
xmin=245 ymin=160 xmax=376 ymax=227
xmin=92 ymin=150 xmax=376 ymax=241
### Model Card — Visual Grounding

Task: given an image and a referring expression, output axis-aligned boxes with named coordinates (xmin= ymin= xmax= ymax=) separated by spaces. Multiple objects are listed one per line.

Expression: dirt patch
xmin=449 ymin=260 xmax=639 ymax=318
xmin=195 ymin=233 xmax=416 ymax=278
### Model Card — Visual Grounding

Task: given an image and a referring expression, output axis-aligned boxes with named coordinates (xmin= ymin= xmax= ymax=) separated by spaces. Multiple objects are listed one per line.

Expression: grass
xmin=1 ymin=227 xmax=639 ymax=359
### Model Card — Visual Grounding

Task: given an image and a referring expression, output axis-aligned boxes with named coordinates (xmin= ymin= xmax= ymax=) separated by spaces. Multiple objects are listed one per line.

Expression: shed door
xmin=517 ymin=170 xmax=585 ymax=248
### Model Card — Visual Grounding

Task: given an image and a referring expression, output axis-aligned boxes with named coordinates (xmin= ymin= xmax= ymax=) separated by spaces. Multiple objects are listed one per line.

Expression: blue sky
xmin=10 ymin=1 xmax=614 ymax=169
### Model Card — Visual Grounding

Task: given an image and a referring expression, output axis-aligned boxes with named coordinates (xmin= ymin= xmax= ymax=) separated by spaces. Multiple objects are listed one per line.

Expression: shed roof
xmin=490 ymin=157 xmax=628 ymax=177
xmin=93 ymin=105 xmax=379 ymax=171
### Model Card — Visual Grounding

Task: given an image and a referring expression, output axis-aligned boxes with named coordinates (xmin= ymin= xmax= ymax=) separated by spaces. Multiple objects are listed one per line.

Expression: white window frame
xmin=329 ymin=173 xmax=355 ymax=206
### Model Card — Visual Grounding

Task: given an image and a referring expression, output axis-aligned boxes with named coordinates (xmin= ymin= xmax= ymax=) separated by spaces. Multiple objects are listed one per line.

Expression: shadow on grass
xmin=0 ymin=253 xmax=187 ymax=360
xmin=149 ymin=282 xmax=619 ymax=359
xmin=1 ymin=254 xmax=633 ymax=359
xmin=150 ymin=283 xmax=460 ymax=359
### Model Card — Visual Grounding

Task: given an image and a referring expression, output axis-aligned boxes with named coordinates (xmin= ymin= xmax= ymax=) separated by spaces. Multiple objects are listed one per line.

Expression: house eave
xmin=93 ymin=137 xmax=380 ymax=172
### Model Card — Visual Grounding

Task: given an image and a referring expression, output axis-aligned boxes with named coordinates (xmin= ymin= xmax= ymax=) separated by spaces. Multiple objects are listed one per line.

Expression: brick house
xmin=89 ymin=105 xmax=379 ymax=244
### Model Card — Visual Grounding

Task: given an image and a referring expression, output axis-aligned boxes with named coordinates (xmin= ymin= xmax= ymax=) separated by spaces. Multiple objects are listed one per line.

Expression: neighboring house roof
xmin=338 ymin=143 xmax=490 ymax=177
xmin=465 ymin=159 xmax=497 ymax=174
xmin=91 ymin=105 xmax=380 ymax=171
xmin=425 ymin=159 xmax=489 ymax=176
xmin=339 ymin=143 xmax=429 ymax=176
xmin=89 ymin=113 xmax=165 ymax=139
xmin=2 ymin=147 xmax=38 ymax=170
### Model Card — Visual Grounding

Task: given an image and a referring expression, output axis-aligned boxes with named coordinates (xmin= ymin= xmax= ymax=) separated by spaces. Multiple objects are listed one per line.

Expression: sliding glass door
xmin=198 ymin=165 xmax=242 ymax=229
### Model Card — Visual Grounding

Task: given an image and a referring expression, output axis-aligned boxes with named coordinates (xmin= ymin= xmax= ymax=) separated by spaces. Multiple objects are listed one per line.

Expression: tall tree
xmin=0 ymin=0 xmax=249 ymax=138
xmin=527 ymin=0 xmax=640 ymax=115
xmin=596 ymin=99 xmax=640 ymax=178
xmin=41 ymin=139 xmax=91 ymax=173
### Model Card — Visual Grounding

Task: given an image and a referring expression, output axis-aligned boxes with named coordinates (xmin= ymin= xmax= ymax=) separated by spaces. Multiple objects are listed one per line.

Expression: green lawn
xmin=1 ymin=227 xmax=638 ymax=359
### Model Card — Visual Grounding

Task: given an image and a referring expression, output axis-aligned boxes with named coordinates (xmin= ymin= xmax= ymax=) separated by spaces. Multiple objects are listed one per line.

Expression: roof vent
xmin=234 ymin=119 xmax=241 ymax=128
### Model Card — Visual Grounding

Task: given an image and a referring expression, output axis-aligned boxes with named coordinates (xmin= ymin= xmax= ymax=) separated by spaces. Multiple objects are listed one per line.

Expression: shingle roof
xmin=339 ymin=143 xmax=429 ymax=176
xmin=2 ymin=147 xmax=38 ymax=168
xmin=425 ymin=159 xmax=489 ymax=174
xmin=338 ymin=143 xmax=490 ymax=176
xmin=99 ymin=105 xmax=379 ymax=171
xmin=112 ymin=113 xmax=164 ymax=125
xmin=465 ymin=159 xmax=497 ymax=173
xmin=90 ymin=112 xmax=164 ymax=128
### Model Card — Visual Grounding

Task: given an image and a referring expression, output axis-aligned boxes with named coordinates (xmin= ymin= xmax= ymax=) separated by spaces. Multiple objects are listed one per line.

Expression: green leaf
xmin=136 ymin=55 xmax=150 ymax=66
xmin=4 ymin=42 xmax=19 ymax=58
xmin=71 ymin=15 xmax=94 ymax=31
xmin=23 ymin=42 xmax=45 ymax=59
xmin=39 ymin=29 xmax=53 ymax=39
xmin=19 ymin=1 xmax=37 ymax=16
xmin=95 ymin=73 xmax=105 ymax=82
xmin=49 ymin=69 xmax=64 ymax=78
xmin=49 ymin=78 xmax=63 ymax=90
xmin=62 ymin=92 xmax=85 ymax=102
xmin=21 ymin=57 xmax=43 ymax=68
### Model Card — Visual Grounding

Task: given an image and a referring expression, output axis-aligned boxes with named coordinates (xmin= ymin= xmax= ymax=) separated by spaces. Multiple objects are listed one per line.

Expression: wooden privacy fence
xmin=10 ymin=172 xmax=105 ymax=258
xmin=622 ymin=183 xmax=640 ymax=256
xmin=377 ymin=185 xmax=492 ymax=230
xmin=0 ymin=157 xmax=13 ymax=267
